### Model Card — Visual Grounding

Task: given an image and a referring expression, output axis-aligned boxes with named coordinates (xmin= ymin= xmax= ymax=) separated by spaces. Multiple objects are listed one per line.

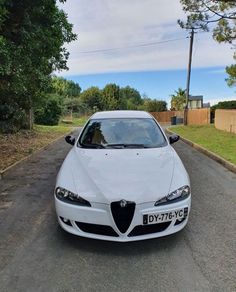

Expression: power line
xmin=78 ymin=37 xmax=188 ymax=54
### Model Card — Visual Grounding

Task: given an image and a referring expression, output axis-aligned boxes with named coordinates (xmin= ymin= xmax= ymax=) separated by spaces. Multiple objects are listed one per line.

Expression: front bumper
xmin=55 ymin=195 xmax=191 ymax=242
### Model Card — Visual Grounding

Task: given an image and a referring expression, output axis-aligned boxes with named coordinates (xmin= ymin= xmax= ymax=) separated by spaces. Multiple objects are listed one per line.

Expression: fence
xmin=215 ymin=109 xmax=236 ymax=134
xmin=187 ymin=108 xmax=210 ymax=125
xmin=150 ymin=108 xmax=210 ymax=125
xmin=150 ymin=111 xmax=183 ymax=123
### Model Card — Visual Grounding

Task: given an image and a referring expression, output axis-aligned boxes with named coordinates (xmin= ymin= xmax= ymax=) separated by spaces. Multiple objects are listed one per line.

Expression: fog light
xmin=60 ymin=216 xmax=72 ymax=226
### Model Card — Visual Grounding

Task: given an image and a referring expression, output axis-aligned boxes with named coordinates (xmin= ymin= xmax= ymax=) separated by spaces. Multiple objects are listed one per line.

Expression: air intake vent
xmin=128 ymin=221 xmax=171 ymax=237
xmin=75 ymin=222 xmax=119 ymax=237
xmin=111 ymin=200 xmax=135 ymax=233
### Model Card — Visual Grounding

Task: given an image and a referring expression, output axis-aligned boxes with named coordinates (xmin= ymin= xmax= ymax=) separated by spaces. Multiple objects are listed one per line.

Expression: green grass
xmin=34 ymin=124 xmax=72 ymax=134
xmin=169 ymin=125 xmax=236 ymax=165
xmin=60 ymin=116 xmax=88 ymax=127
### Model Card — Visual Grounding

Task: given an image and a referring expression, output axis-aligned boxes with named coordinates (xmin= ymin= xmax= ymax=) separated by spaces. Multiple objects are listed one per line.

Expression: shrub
xmin=0 ymin=101 xmax=28 ymax=133
xmin=34 ymin=94 xmax=63 ymax=126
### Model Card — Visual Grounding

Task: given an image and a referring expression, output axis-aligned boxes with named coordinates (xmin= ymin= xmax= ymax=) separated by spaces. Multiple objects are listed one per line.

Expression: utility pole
xmin=184 ymin=28 xmax=195 ymax=125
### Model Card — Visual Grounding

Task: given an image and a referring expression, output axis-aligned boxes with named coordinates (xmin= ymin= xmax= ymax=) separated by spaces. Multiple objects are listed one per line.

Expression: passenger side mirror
xmin=65 ymin=135 xmax=75 ymax=146
xmin=169 ymin=134 xmax=179 ymax=144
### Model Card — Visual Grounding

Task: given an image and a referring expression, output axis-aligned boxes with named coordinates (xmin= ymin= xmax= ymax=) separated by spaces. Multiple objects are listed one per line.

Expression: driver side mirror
xmin=169 ymin=134 xmax=179 ymax=144
xmin=65 ymin=135 xmax=75 ymax=146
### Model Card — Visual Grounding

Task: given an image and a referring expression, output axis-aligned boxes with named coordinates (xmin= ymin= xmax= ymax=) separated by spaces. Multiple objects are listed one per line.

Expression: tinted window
xmin=79 ymin=118 xmax=167 ymax=148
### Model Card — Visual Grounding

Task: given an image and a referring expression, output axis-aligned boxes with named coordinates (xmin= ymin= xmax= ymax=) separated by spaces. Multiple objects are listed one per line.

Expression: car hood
xmin=58 ymin=146 xmax=177 ymax=204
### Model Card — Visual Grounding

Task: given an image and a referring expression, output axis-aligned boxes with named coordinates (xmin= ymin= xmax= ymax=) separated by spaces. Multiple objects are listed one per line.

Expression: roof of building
xmin=91 ymin=110 xmax=152 ymax=119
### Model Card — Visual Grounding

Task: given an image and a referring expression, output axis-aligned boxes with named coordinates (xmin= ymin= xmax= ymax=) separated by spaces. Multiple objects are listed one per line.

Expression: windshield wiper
xmin=81 ymin=143 xmax=105 ymax=149
xmin=106 ymin=143 xmax=147 ymax=148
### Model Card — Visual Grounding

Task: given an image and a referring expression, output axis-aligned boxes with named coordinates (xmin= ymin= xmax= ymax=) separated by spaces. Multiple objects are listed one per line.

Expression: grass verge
xmin=0 ymin=124 xmax=72 ymax=171
xmin=60 ymin=116 xmax=88 ymax=127
xmin=169 ymin=125 xmax=236 ymax=165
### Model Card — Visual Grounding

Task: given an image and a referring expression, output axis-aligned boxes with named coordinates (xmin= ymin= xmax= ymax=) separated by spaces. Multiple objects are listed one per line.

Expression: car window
xmin=78 ymin=118 xmax=167 ymax=148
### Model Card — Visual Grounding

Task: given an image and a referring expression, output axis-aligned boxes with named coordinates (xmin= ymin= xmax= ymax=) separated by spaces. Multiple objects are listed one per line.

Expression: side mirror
xmin=169 ymin=134 xmax=179 ymax=144
xmin=65 ymin=135 xmax=75 ymax=146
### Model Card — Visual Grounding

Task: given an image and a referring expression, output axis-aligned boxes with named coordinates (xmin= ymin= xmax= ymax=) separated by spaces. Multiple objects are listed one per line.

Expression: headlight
xmin=55 ymin=187 xmax=91 ymax=207
xmin=155 ymin=185 xmax=190 ymax=206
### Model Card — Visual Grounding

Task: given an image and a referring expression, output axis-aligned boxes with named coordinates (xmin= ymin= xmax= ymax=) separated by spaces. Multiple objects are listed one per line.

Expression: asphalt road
xmin=0 ymin=130 xmax=235 ymax=292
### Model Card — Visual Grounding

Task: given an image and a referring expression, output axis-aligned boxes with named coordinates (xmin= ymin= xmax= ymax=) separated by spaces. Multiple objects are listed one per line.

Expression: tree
xmin=51 ymin=76 xmax=81 ymax=115
xmin=102 ymin=84 xmax=120 ymax=110
xmin=80 ymin=87 xmax=103 ymax=111
xmin=0 ymin=0 xmax=76 ymax=133
xmin=34 ymin=94 xmax=63 ymax=126
xmin=140 ymin=98 xmax=167 ymax=112
xmin=211 ymin=100 xmax=236 ymax=111
xmin=226 ymin=65 xmax=236 ymax=87
xmin=51 ymin=76 xmax=81 ymax=97
xmin=170 ymin=88 xmax=186 ymax=110
xmin=63 ymin=97 xmax=82 ymax=114
xmin=119 ymin=86 xmax=142 ymax=109
xmin=178 ymin=0 xmax=236 ymax=86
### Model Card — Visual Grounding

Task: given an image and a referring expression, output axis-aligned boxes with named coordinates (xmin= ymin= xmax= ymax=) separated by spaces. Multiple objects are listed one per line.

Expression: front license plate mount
xmin=143 ymin=207 xmax=188 ymax=225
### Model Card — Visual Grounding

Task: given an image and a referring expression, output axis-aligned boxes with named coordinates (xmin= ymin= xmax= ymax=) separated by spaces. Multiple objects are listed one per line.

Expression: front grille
xmin=75 ymin=221 xmax=119 ymax=237
xmin=111 ymin=201 xmax=136 ymax=233
xmin=128 ymin=221 xmax=171 ymax=237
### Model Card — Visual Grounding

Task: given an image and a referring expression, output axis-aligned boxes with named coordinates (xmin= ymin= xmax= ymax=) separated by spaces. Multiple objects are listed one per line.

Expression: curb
xmin=166 ymin=128 xmax=236 ymax=174
xmin=0 ymin=129 xmax=74 ymax=180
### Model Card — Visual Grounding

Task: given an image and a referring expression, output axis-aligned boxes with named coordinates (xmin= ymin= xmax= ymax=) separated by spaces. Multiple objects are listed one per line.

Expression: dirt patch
xmin=0 ymin=126 xmax=71 ymax=171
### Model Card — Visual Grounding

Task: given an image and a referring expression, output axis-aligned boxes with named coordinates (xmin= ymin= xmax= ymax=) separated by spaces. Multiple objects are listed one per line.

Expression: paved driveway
xmin=0 ymin=131 xmax=235 ymax=292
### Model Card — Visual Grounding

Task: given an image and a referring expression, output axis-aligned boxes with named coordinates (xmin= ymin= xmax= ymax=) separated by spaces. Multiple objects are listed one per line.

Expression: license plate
xmin=143 ymin=208 xmax=188 ymax=225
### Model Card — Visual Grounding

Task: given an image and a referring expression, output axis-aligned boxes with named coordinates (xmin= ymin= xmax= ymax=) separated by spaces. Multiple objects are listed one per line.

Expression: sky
xmin=57 ymin=0 xmax=236 ymax=107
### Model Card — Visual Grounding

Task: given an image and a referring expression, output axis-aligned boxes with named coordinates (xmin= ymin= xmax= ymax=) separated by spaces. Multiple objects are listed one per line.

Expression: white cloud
xmin=58 ymin=0 xmax=234 ymax=76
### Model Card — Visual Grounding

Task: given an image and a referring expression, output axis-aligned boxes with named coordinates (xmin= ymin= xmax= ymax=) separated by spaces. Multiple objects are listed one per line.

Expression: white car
xmin=55 ymin=110 xmax=191 ymax=242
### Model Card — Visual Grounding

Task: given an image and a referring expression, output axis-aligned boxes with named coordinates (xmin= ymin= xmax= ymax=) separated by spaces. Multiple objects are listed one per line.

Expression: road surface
xmin=0 ymin=131 xmax=235 ymax=292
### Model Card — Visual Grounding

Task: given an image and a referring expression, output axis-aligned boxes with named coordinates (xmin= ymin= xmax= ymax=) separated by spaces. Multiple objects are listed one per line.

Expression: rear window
xmin=78 ymin=118 xmax=167 ymax=149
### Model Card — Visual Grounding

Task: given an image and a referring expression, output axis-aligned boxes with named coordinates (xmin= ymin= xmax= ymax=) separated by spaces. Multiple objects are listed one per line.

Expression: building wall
xmin=188 ymin=100 xmax=202 ymax=109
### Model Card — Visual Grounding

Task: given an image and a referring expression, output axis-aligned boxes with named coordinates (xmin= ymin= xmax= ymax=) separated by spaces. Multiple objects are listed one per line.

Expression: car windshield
xmin=78 ymin=118 xmax=167 ymax=149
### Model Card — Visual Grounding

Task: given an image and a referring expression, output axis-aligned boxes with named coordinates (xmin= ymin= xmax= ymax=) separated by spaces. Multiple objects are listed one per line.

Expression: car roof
xmin=90 ymin=110 xmax=152 ymax=119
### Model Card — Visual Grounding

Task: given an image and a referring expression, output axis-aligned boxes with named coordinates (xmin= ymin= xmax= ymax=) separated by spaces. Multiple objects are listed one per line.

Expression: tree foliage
xmin=50 ymin=76 xmax=81 ymax=115
xmin=34 ymin=94 xmax=63 ymax=126
xmin=102 ymin=83 xmax=121 ymax=110
xmin=226 ymin=64 xmax=236 ymax=87
xmin=178 ymin=0 xmax=236 ymax=86
xmin=80 ymin=87 xmax=103 ymax=111
xmin=140 ymin=98 xmax=167 ymax=112
xmin=0 ymin=0 xmax=76 ymax=132
xmin=57 ymin=81 xmax=167 ymax=114
xmin=119 ymin=86 xmax=142 ymax=109
xmin=178 ymin=0 xmax=236 ymax=43
xmin=170 ymin=88 xmax=186 ymax=110
xmin=51 ymin=76 xmax=81 ymax=97
xmin=211 ymin=99 xmax=236 ymax=111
